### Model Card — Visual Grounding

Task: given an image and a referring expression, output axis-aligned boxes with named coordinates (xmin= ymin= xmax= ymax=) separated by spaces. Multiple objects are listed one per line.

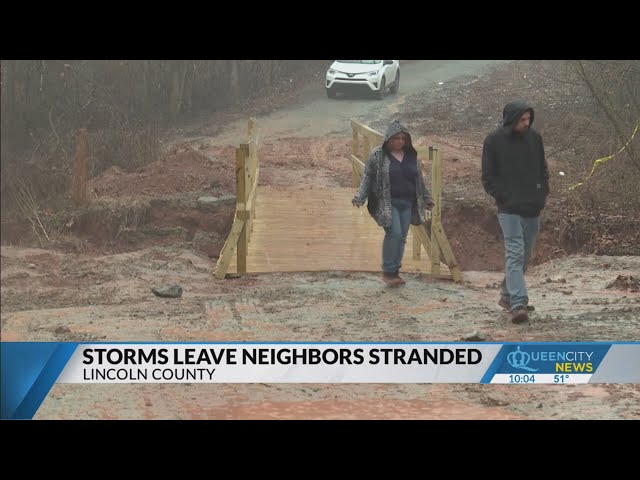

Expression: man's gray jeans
xmin=498 ymin=213 xmax=540 ymax=310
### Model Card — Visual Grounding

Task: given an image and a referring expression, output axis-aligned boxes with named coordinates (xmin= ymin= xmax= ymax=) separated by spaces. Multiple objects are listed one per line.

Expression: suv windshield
xmin=336 ymin=60 xmax=381 ymax=64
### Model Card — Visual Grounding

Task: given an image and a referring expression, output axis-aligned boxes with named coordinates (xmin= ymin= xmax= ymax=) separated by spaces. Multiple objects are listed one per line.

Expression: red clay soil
xmin=90 ymin=149 xmax=236 ymax=199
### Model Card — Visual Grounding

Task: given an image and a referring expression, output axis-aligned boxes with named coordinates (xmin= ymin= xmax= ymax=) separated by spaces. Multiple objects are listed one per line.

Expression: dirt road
xmin=170 ymin=60 xmax=509 ymax=146
xmin=2 ymin=60 xmax=639 ymax=420
xmin=2 ymin=245 xmax=638 ymax=420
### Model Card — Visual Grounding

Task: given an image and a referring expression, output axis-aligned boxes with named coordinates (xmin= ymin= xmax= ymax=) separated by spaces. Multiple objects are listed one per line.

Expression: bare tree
xmin=576 ymin=60 xmax=640 ymax=173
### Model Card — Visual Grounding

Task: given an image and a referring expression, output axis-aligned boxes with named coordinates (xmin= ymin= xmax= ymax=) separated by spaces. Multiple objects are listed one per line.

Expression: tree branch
xmin=577 ymin=60 xmax=639 ymax=171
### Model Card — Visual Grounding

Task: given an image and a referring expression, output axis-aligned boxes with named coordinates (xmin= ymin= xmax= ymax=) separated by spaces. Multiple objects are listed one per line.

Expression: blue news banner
xmin=2 ymin=342 xmax=639 ymax=419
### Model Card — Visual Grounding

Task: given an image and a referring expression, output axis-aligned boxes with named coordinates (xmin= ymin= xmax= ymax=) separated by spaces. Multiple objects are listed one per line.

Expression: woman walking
xmin=352 ymin=119 xmax=434 ymax=286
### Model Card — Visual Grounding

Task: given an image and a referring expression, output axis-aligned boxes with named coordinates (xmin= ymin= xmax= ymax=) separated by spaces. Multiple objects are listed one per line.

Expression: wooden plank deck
xmin=227 ymin=186 xmax=451 ymax=277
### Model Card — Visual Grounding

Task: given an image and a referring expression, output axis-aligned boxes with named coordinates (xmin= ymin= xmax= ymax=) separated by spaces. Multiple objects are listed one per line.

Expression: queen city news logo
xmin=506 ymin=345 xmax=594 ymax=373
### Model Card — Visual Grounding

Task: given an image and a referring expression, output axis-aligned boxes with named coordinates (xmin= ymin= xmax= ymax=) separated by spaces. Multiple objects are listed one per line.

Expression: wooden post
xmin=214 ymin=219 xmax=246 ymax=279
xmin=244 ymin=140 xmax=253 ymax=250
xmin=355 ymin=134 xmax=372 ymax=195
xmin=236 ymin=145 xmax=245 ymax=210
xmin=242 ymin=142 xmax=251 ymax=266
xmin=216 ymin=117 xmax=263 ymax=279
xmin=412 ymin=226 xmax=421 ymax=259
xmin=363 ymin=135 xmax=371 ymax=167
xmin=352 ymin=128 xmax=359 ymax=187
xmin=250 ymin=119 xmax=259 ymax=221
xmin=430 ymin=147 xmax=442 ymax=275
xmin=413 ymin=146 xmax=427 ymax=259
xmin=236 ymin=144 xmax=248 ymax=274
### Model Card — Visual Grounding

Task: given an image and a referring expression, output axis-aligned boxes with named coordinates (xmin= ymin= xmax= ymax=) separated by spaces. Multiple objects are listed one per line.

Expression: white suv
xmin=326 ymin=60 xmax=400 ymax=99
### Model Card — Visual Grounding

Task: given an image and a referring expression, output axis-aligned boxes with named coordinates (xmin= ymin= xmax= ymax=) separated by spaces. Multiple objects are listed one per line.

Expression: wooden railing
xmin=350 ymin=119 xmax=463 ymax=282
xmin=214 ymin=118 xmax=260 ymax=279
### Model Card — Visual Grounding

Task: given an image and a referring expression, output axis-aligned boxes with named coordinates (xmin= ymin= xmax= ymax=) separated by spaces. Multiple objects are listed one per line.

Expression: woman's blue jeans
xmin=382 ymin=198 xmax=413 ymax=273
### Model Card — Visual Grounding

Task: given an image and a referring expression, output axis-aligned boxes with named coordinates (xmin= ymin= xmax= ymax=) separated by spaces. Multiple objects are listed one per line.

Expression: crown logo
xmin=507 ymin=346 xmax=539 ymax=372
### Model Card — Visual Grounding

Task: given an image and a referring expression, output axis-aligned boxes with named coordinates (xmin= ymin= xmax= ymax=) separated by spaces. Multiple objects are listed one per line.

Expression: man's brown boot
xmin=511 ymin=306 xmax=529 ymax=324
xmin=383 ymin=272 xmax=401 ymax=286
xmin=499 ymin=297 xmax=534 ymax=312
xmin=394 ymin=271 xmax=406 ymax=285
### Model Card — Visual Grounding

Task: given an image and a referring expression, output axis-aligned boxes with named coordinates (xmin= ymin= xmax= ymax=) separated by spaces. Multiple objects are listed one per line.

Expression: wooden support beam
xmin=432 ymin=222 xmax=463 ymax=283
xmin=412 ymin=223 xmax=432 ymax=253
xmin=215 ymin=219 xmax=246 ymax=279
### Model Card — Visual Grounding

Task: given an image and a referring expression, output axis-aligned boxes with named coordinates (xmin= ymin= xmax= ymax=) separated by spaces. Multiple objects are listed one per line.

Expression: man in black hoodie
xmin=482 ymin=100 xmax=549 ymax=324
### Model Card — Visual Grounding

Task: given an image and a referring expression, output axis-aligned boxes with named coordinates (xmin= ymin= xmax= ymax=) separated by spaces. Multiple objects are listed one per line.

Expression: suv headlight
xmin=367 ymin=70 xmax=380 ymax=76
xmin=328 ymin=69 xmax=337 ymax=75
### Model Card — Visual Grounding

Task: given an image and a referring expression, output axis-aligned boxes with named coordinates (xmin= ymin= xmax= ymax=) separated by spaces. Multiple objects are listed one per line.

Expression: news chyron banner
xmin=2 ymin=342 xmax=639 ymax=419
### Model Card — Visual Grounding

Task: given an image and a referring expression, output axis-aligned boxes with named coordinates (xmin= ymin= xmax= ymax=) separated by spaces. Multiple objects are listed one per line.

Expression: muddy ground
xmin=1 ymin=60 xmax=639 ymax=420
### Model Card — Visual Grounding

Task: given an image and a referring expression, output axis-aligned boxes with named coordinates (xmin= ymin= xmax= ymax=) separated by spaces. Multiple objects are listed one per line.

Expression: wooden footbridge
xmin=214 ymin=119 xmax=462 ymax=282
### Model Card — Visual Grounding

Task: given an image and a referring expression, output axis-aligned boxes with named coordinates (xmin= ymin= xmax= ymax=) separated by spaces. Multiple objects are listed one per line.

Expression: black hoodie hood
xmin=503 ymin=100 xmax=535 ymax=132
